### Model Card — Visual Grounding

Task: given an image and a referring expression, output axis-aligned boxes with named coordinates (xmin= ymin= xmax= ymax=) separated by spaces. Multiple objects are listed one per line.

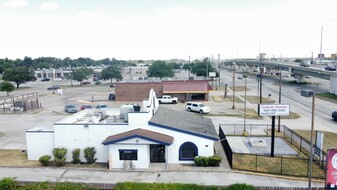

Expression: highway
xmin=218 ymin=67 xmax=337 ymax=133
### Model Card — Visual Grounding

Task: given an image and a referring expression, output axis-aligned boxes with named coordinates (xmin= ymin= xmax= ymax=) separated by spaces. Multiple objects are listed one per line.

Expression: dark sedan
xmin=332 ymin=111 xmax=337 ymax=121
xmin=47 ymin=85 xmax=60 ymax=90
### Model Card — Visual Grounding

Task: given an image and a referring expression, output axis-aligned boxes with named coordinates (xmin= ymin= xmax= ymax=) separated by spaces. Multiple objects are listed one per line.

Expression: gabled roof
xmin=102 ymin=128 xmax=174 ymax=146
xmin=149 ymin=107 xmax=218 ymax=141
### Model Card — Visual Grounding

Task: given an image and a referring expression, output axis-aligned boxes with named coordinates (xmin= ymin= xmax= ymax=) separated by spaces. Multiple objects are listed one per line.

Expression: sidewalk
xmin=0 ymin=166 xmax=324 ymax=187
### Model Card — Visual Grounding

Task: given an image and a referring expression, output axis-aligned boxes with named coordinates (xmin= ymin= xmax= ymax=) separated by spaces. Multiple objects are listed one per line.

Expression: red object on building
xmin=326 ymin=149 xmax=337 ymax=189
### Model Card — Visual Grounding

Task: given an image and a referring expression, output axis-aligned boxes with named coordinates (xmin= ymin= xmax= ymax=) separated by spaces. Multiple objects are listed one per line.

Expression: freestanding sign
xmin=326 ymin=149 xmax=337 ymax=189
xmin=258 ymin=104 xmax=290 ymax=157
xmin=258 ymin=104 xmax=290 ymax=117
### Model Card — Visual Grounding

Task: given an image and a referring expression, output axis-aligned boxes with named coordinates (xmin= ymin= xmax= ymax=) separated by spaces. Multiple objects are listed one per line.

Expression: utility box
xmin=57 ymin=89 xmax=63 ymax=95
xmin=301 ymin=90 xmax=314 ymax=97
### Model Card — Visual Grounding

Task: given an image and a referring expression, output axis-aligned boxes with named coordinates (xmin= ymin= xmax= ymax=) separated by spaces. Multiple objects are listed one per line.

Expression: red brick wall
xmin=115 ymin=82 xmax=163 ymax=102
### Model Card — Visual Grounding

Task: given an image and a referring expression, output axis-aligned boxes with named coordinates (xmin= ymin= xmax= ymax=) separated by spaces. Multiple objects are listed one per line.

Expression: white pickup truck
xmin=157 ymin=95 xmax=178 ymax=104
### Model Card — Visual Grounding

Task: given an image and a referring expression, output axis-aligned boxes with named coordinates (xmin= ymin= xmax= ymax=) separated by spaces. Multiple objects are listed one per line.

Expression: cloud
xmin=40 ymin=2 xmax=59 ymax=12
xmin=3 ymin=0 xmax=28 ymax=8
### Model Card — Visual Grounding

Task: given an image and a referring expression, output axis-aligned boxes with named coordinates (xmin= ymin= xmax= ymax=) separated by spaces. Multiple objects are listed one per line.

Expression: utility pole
xmin=218 ymin=54 xmax=221 ymax=86
xmin=259 ymin=53 xmax=263 ymax=104
xmin=232 ymin=62 xmax=236 ymax=109
xmin=278 ymin=68 xmax=282 ymax=132
xmin=188 ymin=56 xmax=191 ymax=79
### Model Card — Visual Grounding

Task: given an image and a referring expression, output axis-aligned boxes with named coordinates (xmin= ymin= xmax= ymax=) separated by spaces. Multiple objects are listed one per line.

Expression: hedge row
xmin=194 ymin=155 xmax=222 ymax=167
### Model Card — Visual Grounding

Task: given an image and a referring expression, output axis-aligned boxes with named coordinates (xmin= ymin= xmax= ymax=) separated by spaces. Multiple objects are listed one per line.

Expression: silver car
xmin=65 ymin=104 xmax=77 ymax=113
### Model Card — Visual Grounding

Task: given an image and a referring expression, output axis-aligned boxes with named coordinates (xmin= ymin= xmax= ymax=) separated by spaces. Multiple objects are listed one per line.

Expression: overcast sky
xmin=0 ymin=0 xmax=336 ymax=60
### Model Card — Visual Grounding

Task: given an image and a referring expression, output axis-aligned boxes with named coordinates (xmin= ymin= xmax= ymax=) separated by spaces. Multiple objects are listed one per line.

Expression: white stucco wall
xmin=109 ymin=144 xmax=150 ymax=169
xmin=26 ymin=108 xmax=216 ymax=167
xmin=26 ymin=131 xmax=55 ymax=160
xmin=146 ymin=125 xmax=215 ymax=164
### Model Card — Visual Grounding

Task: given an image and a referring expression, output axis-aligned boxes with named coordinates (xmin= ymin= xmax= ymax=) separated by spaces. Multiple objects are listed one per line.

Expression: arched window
xmin=179 ymin=142 xmax=198 ymax=160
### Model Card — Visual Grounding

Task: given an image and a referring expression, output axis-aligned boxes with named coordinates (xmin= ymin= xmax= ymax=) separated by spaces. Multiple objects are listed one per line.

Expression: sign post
xmin=258 ymin=104 xmax=290 ymax=157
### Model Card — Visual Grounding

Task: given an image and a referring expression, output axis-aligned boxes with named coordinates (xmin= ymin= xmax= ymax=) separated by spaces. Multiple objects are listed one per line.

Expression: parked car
xmin=80 ymin=105 xmax=93 ymax=110
xmin=82 ymin=81 xmax=91 ymax=85
xmin=47 ymin=85 xmax=60 ymax=90
xmin=238 ymin=75 xmax=243 ymax=79
xmin=96 ymin=104 xmax=108 ymax=109
xmin=332 ymin=111 xmax=337 ymax=121
xmin=41 ymin=78 xmax=50 ymax=82
xmin=108 ymin=93 xmax=115 ymax=100
xmin=65 ymin=104 xmax=77 ymax=113
xmin=110 ymin=83 xmax=115 ymax=88
xmin=186 ymin=102 xmax=211 ymax=114
xmin=95 ymin=80 xmax=102 ymax=85
xmin=157 ymin=95 xmax=178 ymax=104
xmin=54 ymin=77 xmax=63 ymax=81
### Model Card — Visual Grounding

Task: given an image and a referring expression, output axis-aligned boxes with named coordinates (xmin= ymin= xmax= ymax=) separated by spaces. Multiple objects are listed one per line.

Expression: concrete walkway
xmin=0 ymin=166 xmax=324 ymax=187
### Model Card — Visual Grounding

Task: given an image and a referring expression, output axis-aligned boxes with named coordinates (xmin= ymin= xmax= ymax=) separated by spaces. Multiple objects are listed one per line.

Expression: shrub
xmin=194 ymin=155 xmax=222 ymax=167
xmin=209 ymin=155 xmax=222 ymax=166
xmin=53 ymin=147 xmax=67 ymax=159
xmin=84 ymin=147 xmax=97 ymax=164
xmin=54 ymin=158 xmax=66 ymax=167
xmin=72 ymin=148 xmax=81 ymax=164
xmin=53 ymin=147 xmax=67 ymax=167
xmin=39 ymin=155 xmax=51 ymax=166
xmin=226 ymin=183 xmax=258 ymax=190
xmin=194 ymin=156 xmax=208 ymax=167
xmin=0 ymin=177 xmax=17 ymax=189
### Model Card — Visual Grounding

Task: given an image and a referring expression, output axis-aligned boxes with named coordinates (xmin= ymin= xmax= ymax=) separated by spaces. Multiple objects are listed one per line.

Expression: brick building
xmin=115 ymin=80 xmax=211 ymax=102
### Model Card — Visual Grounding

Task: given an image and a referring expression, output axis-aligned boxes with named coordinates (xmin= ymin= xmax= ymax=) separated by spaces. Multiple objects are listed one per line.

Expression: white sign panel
xmin=258 ymin=104 xmax=290 ymax=116
xmin=209 ymin=72 xmax=216 ymax=77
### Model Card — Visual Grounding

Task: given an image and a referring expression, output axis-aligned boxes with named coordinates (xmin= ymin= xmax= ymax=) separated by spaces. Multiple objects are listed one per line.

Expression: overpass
xmin=225 ymin=59 xmax=337 ymax=95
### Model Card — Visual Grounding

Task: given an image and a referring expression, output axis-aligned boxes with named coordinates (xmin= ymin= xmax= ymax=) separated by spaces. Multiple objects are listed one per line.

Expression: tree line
xmin=0 ymin=56 xmax=218 ymax=95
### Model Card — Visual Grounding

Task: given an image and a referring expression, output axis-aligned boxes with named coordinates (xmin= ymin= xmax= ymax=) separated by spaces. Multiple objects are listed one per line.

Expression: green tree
xmin=0 ymin=81 xmax=15 ymax=96
xmin=191 ymin=58 xmax=218 ymax=77
xmin=72 ymin=68 xmax=93 ymax=85
xmin=146 ymin=60 xmax=174 ymax=79
xmin=2 ymin=67 xmax=36 ymax=88
xmin=100 ymin=65 xmax=123 ymax=83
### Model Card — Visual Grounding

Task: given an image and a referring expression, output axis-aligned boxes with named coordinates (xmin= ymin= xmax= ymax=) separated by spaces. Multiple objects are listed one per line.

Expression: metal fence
xmin=219 ymin=124 xmax=326 ymax=179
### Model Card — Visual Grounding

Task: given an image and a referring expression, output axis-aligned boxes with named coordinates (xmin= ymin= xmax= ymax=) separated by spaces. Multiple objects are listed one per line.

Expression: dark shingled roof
xmin=102 ymin=128 xmax=174 ymax=145
xmin=149 ymin=106 xmax=218 ymax=140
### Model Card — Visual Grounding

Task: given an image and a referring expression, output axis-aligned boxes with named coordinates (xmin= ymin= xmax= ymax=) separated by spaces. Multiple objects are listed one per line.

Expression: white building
xmin=26 ymin=89 xmax=218 ymax=169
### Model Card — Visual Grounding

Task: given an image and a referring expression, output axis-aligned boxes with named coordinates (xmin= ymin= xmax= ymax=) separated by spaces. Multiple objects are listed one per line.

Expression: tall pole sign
xmin=326 ymin=149 xmax=337 ymax=189
xmin=258 ymin=104 xmax=290 ymax=157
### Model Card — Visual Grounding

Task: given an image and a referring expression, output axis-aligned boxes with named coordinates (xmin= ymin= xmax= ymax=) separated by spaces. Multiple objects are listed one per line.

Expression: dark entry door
xmin=150 ymin=144 xmax=165 ymax=163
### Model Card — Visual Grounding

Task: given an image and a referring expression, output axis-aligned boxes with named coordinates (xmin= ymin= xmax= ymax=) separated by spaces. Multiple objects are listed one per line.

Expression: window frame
xmin=119 ymin=149 xmax=138 ymax=161
xmin=179 ymin=142 xmax=198 ymax=161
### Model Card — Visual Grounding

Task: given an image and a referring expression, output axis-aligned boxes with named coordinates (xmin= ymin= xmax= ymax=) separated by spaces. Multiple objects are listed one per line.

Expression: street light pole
xmin=278 ymin=68 xmax=282 ymax=132
xmin=232 ymin=62 xmax=236 ymax=109
xmin=259 ymin=53 xmax=264 ymax=104
xmin=308 ymin=92 xmax=315 ymax=187
xmin=319 ymin=20 xmax=335 ymax=66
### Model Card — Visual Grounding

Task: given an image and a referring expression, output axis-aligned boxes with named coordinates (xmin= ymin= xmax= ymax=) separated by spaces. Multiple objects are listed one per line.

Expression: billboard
xmin=326 ymin=149 xmax=337 ymax=189
xmin=258 ymin=104 xmax=290 ymax=116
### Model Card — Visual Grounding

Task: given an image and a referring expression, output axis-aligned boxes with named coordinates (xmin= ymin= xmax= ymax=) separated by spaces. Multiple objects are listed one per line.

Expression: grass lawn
xmin=212 ymin=95 xmax=244 ymax=103
xmin=207 ymin=108 xmax=262 ymax=119
xmin=0 ymin=149 xmax=106 ymax=168
xmin=245 ymin=95 xmax=275 ymax=104
xmin=316 ymin=93 xmax=337 ymax=103
xmin=228 ymin=86 xmax=251 ymax=92
xmin=0 ymin=149 xmax=39 ymax=166
xmin=292 ymin=130 xmax=337 ymax=153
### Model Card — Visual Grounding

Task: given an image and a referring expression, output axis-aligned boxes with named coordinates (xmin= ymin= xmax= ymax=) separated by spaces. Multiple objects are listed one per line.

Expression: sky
xmin=0 ymin=0 xmax=336 ymax=60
